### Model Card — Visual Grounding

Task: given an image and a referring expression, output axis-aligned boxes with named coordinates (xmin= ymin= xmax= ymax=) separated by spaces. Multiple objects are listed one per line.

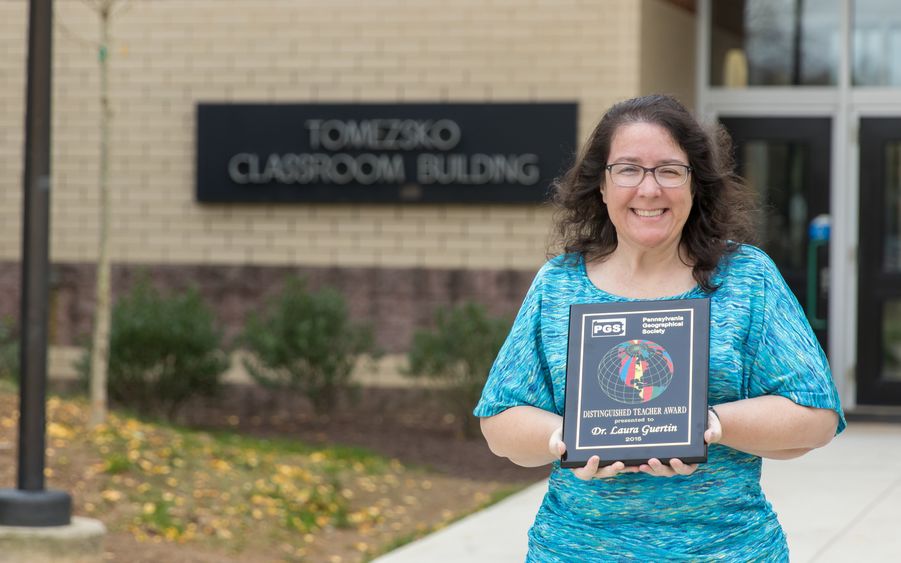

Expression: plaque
xmin=561 ymin=298 xmax=710 ymax=468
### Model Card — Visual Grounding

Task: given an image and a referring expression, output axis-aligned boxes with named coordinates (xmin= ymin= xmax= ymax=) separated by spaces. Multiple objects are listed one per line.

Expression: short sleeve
xmin=473 ymin=265 xmax=556 ymax=418
xmin=747 ymin=255 xmax=846 ymax=434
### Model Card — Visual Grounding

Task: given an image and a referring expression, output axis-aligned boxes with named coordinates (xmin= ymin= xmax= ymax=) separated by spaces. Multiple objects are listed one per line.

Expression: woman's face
xmin=601 ymin=121 xmax=693 ymax=255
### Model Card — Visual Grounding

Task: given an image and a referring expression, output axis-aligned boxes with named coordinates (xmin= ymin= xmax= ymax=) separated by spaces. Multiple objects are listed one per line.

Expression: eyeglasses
xmin=605 ymin=163 xmax=692 ymax=188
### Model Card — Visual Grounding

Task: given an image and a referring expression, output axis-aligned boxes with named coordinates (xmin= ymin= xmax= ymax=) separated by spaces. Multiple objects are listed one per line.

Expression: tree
xmin=67 ymin=0 xmax=134 ymax=426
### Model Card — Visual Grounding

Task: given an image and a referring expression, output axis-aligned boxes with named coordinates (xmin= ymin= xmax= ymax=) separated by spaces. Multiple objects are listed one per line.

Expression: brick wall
xmin=0 ymin=0 xmax=696 ymax=359
xmin=0 ymin=0 xmax=657 ymax=268
xmin=5 ymin=260 xmax=532 ymax=354
xmin=641 ymin=0 xmax=697 ymax=107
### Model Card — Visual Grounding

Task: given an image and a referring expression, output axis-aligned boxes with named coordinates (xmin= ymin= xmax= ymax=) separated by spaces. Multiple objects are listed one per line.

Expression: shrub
xmin=78 ymin=282 xmax=229 ymax=418
xmin=0 ymin=316 xmax=18 ymax=383
xmin=241 ymin=278 xmax=374 ymax=414
xmin=406 ymin=302 xmax=510 ymax=438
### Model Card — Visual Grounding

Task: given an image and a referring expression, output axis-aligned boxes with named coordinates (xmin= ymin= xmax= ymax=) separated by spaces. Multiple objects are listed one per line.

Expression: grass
xmin=0 ymin=377 xmax=16 ymax=394
xmin=0 ymin=387 xmax=518 ymax=562
xmin=80 ymin=405 xmax=401 ymax=550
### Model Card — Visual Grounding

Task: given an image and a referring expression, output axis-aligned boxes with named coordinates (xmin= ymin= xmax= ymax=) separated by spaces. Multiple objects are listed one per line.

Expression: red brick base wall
xmin=0 ymin=262 xmax=536 ymax=353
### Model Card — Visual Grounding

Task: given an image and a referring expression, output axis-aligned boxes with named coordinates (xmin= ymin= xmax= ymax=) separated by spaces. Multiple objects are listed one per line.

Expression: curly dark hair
xmin=550 ymin=94 xmax=758 ymax=292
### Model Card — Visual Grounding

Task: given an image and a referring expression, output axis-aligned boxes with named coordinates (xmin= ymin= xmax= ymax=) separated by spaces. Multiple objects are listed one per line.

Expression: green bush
xmin=78 ymin=282 xmax=229 ymax=418
xmin=0 ymin=316 xmax=19 ymax=383
xmin=241 ymin=278 xmax=374 ymax=414
xmin=406 ymin=302 xmax=510 ymax=438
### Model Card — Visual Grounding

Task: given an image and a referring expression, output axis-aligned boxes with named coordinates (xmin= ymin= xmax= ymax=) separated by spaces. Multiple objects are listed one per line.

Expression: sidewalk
xmin=373 ymin=422 xmax=901 ymax=562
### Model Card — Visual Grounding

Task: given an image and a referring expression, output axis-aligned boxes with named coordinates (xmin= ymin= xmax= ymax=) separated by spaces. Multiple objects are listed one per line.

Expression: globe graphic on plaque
xmin=597 ymin=339 xmax=674 ymax=404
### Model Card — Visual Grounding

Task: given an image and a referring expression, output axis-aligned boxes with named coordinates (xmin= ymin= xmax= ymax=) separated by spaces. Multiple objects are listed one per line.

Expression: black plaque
xmin=561 ymin=298 xmax=710 ymax=468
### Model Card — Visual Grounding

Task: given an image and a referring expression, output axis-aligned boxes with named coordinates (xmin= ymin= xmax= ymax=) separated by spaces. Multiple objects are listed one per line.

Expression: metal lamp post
xmin=0 ymin=0 xmax=72 ymax=527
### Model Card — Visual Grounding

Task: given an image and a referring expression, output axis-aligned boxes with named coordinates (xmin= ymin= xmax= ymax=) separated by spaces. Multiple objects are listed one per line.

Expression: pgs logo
xmin=591 ymin=318 xmax=626 ymax=338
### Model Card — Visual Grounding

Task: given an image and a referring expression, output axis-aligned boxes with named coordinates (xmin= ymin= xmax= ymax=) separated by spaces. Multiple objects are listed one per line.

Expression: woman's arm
xmin=706 ymin=395 xmax=838 ymax=459
xmin=479 ymin=405 xmax=562 ymax=467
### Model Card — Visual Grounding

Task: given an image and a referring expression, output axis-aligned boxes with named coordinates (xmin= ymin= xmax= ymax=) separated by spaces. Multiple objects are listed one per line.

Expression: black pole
xmin=791 ymin=0 xmax=804 ymax=85
xmin=18 ymin=0 xmax=54 ymax=493
xmin=0 ymin=0 xmax=71 ymax=528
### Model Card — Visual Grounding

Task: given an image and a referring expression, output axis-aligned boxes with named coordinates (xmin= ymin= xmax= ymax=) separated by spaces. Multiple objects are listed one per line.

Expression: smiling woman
xmin=551 ymin=94 xmax=758 ymax=296
xmin=599 ymin=121 xmax=694 ymax=270
xmin=475 ymin=94 xmax=846 ymax=562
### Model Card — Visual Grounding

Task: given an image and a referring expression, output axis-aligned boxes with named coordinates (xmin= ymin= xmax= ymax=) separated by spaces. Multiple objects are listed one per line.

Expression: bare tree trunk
xmin=89 ymin=1 xmax=112 ymax=427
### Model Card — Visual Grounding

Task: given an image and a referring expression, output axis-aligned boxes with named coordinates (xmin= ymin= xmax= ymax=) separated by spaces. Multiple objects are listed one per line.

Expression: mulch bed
xmin=178 ymin=384 xmax=548 ymax=485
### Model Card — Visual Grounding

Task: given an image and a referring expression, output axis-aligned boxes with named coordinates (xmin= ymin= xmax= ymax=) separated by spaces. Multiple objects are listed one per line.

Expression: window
xmin=854 ymin=0 xmax=901 ymax=85
xmin=710 ymin=0 xmax=841 ymax=87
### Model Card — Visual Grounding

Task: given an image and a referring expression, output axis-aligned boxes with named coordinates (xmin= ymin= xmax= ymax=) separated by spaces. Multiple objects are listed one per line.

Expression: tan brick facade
xmin=0 ymin=0 xmax=695 ymax=363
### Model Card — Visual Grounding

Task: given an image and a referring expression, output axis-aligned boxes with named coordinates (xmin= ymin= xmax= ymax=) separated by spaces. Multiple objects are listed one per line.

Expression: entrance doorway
xmin=858 ymin=118 xmax=901 ymax=405
xmin=719 ymin=117 xmax=832 ymax=351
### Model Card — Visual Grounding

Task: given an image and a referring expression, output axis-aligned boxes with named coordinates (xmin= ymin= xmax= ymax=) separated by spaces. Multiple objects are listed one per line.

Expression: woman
xmin=475 ymin=94 xmax=844 ymax=561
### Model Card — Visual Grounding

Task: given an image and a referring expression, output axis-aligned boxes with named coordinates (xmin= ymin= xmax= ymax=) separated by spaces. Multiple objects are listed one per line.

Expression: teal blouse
xmin=474 ymin=245 xmax=845 ymax=562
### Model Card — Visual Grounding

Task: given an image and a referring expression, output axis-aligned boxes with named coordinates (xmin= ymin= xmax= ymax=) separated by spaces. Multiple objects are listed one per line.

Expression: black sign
xmin=561 ymin=298 xmax=710 ymax=468
xmin=196 ymin=103 xmax=576 ymax=203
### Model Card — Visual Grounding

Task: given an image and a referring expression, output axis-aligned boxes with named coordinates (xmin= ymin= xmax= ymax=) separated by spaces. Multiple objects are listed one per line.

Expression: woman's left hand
xmin=704 ymin=406 xmax=723 ymax=444
xmin=638 ymin=457 xmax=698 ymax=477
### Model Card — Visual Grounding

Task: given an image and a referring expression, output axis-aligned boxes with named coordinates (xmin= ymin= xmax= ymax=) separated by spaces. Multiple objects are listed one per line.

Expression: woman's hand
xmin=633 ymin=409 xmax=718 ymax=477
xmin=548 ymin=427 xmax=639 ymax=480
xmin=705 ymin=406 xmax=723 ymax=444
xmin=638 ymin=458 xmax=698 ymax=477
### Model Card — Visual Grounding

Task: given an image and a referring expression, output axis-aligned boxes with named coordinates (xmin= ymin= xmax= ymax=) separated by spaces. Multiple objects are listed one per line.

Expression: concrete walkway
xmin=373 ymin=422 xmax=901 ymax=562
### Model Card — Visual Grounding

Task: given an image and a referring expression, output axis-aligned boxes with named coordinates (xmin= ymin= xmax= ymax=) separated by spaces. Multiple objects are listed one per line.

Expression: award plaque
xmin=561 ymin=298 xmax=710 ymax=468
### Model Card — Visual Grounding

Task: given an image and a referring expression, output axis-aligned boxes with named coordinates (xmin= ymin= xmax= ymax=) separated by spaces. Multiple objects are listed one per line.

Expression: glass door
xmin=857 ymin=118 xmax=901 ymax=404
xmin=719 ymin=117 xmax=832 ymax=351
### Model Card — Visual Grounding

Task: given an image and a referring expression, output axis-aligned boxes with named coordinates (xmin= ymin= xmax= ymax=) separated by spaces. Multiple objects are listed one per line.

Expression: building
xmin=0 ymin=0 xmax=897 ymax=412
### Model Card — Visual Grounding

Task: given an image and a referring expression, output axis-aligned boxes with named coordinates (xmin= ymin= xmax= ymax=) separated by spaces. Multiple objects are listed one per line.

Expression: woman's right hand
xmin=548 ymin=427 xmax=639 ymax=480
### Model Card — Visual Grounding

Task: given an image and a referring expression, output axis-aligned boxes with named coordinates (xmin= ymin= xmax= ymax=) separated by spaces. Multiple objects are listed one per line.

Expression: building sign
xmin=196 ymin=103 xmax=577 ymax=203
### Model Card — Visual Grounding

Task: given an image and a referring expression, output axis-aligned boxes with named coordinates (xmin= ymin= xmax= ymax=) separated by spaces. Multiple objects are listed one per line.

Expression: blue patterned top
xmin=474 ymin=245 xmax=845 ymax=562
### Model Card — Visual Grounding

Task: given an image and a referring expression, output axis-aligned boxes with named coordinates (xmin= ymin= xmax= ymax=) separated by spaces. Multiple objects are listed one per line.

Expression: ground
xmin=180 ymin=384 xmax=546 ymax=484
xmin=0 ymin=384 xmax=547 ymax=562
